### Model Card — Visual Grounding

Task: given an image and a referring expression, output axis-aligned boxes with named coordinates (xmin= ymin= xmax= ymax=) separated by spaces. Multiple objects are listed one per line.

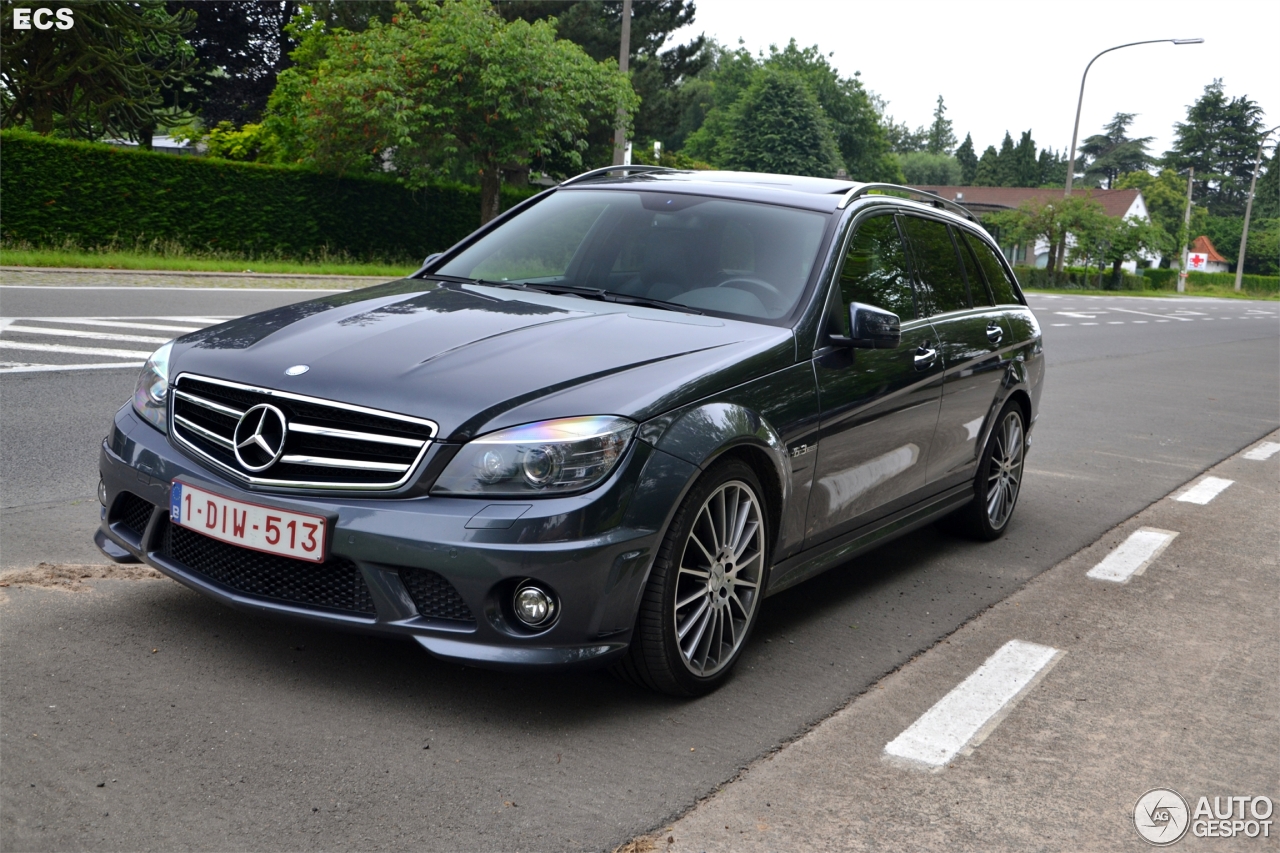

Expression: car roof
xmin=561 ymin=170 xmax=857 ymax=212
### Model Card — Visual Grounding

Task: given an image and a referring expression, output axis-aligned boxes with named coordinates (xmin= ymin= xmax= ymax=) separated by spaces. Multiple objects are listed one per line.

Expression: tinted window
xmin=899 ymin=215 xmax=970 ymax=315
xmin=956 ymin=231 xmax=995 ymax=306
xmin=439 ymin=190 xmax=829 ymax=322
xmin=836 ymin=214 xmax=915 ymax=329
xmin=962 ymin=232 xmax=1020 ymax=305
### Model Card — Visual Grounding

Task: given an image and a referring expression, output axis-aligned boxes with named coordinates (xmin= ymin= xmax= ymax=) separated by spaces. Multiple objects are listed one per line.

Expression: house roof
xmin=1190 ymin=235 xmax=1228 ymax=262
xmin=907 ymin=185 xmax=1142 ymax=219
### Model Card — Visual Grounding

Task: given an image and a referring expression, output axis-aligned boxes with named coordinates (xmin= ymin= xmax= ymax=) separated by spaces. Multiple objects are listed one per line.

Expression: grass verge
xmin=1023 ymin=286 xmax=1278 ymax=300
xmin=0 ymin=239 xmax=418 ymax=278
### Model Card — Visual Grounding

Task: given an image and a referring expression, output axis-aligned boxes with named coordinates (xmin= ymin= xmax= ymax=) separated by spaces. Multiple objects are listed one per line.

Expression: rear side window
xmin=837 ymin=214 xmax=915 ymax=328
xmin=899 ymin=215 xmax=970 ymax=315
xmin=956 ymin=233 xmax=995 ymax=306
xmin=962 ymin=232 xmax=1021 ymax=305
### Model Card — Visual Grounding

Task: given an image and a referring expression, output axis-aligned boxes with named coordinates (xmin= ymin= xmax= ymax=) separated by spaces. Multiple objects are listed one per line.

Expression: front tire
xmin=614 ymin=458 xmax=768 ymax=696
xmin=945 ymin=402 xmax=1026 ymax=541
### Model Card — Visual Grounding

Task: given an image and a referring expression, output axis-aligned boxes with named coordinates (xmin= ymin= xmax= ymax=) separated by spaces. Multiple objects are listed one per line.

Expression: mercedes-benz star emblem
xmin=232 ymin=404 xmax=289 ymax=472
xmin=285 ymin=364 xmax=309 ymax=376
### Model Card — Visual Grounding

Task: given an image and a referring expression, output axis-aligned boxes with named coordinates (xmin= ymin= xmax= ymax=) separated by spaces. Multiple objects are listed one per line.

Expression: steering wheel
xmin=716 ymin=277 xmax=785 ymax=311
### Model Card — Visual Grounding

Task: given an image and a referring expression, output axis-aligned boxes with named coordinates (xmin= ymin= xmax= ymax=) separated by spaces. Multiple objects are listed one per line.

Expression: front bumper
xmin=96 ymin=404 xmax=698 ymax=670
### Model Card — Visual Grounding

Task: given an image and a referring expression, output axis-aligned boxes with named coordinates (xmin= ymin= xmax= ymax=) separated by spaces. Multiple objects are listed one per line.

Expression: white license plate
xmin=170 ymin=481 xmax=327 ymax=563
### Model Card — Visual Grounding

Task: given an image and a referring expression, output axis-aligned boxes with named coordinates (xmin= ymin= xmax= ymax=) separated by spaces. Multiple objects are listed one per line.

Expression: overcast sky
xmin=670 ymin=0 xmax=1279 ymax=163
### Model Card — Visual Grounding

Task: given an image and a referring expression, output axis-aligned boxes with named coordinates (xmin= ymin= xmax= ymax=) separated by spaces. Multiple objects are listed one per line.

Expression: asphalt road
xmin=2 ymin=286 xmax=1277 ymax=851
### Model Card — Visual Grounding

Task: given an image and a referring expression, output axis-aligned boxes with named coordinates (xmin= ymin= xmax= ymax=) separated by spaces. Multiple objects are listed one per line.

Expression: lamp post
xmin=1055 ymin=37 xmax=1204 ymax=273
xmin=1234 ymin=125 xmax=1280 ymax=291
xmin=1178 ymin=167 xmax=1195 ymax=293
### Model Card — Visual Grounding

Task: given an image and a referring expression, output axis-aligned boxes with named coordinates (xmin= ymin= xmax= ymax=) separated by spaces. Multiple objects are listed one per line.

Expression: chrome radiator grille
xmin=171 ymin=374 xmax=437 ymax=491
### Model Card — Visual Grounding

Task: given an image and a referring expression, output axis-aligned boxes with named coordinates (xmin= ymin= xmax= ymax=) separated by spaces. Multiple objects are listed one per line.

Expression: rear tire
xmin=612 ymin=458 xmax=768 ymax=696
xmin=943 ymin=402 xmax=1026 ymax=541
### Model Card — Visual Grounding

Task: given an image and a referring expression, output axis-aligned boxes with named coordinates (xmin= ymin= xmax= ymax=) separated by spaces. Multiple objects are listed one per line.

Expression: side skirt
xmin=764 ymin=483 xmax=974 ymax=597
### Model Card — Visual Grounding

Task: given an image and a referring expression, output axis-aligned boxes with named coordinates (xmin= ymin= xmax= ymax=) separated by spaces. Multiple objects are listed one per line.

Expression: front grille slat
xmin=159 ymin=518 xmax=376 ymax=615
xmin=171 ymin=374 xmax=437 ymax=491
xmin=113 ymin=492 xmax=155 ymax=540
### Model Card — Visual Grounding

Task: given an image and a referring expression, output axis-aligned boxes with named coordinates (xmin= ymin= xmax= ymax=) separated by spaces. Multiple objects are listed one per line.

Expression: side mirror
xmin=422 ymin=252 xmax=442 ymax=268
xmin=845 ymin=302 xmax=901 ymax=349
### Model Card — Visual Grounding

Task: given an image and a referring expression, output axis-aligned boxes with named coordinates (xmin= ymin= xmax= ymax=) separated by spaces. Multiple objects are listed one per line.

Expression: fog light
xmin=98 ymin=479 xmax=108 ymax=507
xmin=513 ymin=582 xmax=556 ymax=628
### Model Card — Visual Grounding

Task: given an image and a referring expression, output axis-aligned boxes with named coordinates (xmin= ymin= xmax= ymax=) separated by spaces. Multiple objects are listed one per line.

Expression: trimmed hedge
xmin=1014 ymin=264 xmax=1279 ymax=295
xmin=1013 ymin=266 xmax=1145 ymax=291
xmin=1 ymin=131 xmax=537 ymax=260
xmin=1141 ymin=268 xmax=1279 ymax=294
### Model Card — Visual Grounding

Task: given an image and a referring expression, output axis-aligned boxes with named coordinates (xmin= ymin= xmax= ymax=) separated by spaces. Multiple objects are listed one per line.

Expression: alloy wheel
xmin=672 ymin=480 xmax=765 ymax=677
xmin=985 ymin=410 xmax=1024 ymax=529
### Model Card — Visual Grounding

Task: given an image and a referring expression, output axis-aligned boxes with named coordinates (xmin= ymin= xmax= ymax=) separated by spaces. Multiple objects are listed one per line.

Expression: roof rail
xmin=558 ymin=164 xmax=675 ymax=187
xmin=836 ymin=183 xmax=976 ymax=221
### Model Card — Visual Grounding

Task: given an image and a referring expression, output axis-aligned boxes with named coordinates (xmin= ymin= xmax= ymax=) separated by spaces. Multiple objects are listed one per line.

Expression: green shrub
xmin=0 ymin=130 xmax=537 ymax=261
xmin=1014 ymin=263 xmax=1278 ymax=295
xmin=1141 ymin=268 xmax=1277 ymax=294
xmin=1013 ymin=266 xmax=1145 ymax=291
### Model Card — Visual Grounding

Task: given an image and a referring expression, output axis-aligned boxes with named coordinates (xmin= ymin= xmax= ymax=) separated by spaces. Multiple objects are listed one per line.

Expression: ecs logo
xmin=12 ymin=7 xmax=75 ymax=30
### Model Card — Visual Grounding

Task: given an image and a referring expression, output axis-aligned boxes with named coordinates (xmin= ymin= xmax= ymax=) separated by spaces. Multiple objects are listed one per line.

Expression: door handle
xmin=986 ymin=323 xmax=1004 ymax=344
xmin=913 ymin=344 xmax=937 ymax=371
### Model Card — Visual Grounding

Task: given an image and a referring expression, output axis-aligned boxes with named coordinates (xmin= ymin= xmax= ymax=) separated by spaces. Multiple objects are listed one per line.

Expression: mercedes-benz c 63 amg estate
xmin=95 ymin=167 xmax=1043 ymax=695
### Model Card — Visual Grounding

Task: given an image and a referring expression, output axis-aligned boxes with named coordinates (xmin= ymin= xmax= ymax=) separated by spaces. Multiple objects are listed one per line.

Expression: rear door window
xmin=962 ymin=232 xmax=1021 ymax=305
xmin=899 ymin=215 xmax=970 ymax=316
xmin=955 ymin=231 xmax=995 ymax=306
xmin=836 ymin=213 xmax=916 ymax=330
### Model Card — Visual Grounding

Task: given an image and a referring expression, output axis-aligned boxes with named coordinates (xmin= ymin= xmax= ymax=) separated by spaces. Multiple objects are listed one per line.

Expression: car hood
xmin=171 ymin=280 xmax=795 ymax=440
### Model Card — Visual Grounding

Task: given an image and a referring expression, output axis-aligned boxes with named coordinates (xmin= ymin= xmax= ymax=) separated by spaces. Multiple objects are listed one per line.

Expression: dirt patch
xmin=0 ymin=562 xmax=164 ymax=591
xmin=613 ymin=837 xmax=660 ymax=853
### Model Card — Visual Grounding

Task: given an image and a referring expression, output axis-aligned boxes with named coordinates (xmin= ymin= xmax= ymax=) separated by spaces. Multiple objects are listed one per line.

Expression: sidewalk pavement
xmin=646 ymin=432 xmax=1279 ymax=852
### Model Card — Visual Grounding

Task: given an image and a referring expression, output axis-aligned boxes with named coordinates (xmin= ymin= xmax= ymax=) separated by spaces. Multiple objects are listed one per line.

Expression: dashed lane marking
xmin=1243 ymin=442 xmax=1280 ymax=461
xmin=1174 ymin=476 xmax=1234 ymax=505
xmin=1086 ymin=528 xmax=1179 ymax=583
xmin=883 ymin=640 xmax=1063 ymax=770
xmin=0 ymin=341 xmax=154 ymax=360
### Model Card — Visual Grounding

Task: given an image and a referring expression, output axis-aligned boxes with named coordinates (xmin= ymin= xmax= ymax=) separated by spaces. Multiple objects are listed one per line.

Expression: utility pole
xmin=611 ymin=0 xmax=633 ymax=167
xmin=1235 ymin=125 xmax=1279 ymax=291
xmin=1178 ymin=167 xmax=1194 ymax=293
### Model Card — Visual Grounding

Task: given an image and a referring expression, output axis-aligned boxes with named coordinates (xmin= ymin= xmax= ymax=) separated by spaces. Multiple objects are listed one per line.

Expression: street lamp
xmin=1055 ymin=37 xmax=1204 ymax=273
xmin=1234 ymin=124 xmax=1280 ymax=291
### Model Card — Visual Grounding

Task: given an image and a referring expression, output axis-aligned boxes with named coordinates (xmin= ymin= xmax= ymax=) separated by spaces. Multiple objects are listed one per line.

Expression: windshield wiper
xmin=420 ymin=273 xmax=530 ymax=291
xmin=510 ymin=283 xmax=704 ymax=315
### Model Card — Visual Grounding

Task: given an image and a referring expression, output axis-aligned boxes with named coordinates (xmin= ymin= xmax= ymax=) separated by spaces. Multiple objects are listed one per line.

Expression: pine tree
xmin=995 ymin=131 xmax=1017 ymax=186
xmin=955 ymin=133 xmax=978 ymax=184
xmin=974 ymin=145 xmax=1000 ymax=186
xmin=1080 ymin=113 xmax=1152 ymax=189
xmin=1013 ymin=131 xmax=1039 ymax=186
xmin=926 ymin=95 xmax=956 ymax=156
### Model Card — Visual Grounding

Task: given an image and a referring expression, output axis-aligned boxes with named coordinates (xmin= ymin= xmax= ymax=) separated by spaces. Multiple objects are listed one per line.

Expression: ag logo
xmin=12 ymin=7 xmax=75 ymax=30
xmin=1135 ymin=788 xmax=1190 ymax=846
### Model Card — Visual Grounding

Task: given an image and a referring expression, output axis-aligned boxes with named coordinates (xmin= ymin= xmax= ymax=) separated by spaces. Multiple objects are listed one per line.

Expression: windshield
xmin=436 ymin=189 xmax=830 ymax=322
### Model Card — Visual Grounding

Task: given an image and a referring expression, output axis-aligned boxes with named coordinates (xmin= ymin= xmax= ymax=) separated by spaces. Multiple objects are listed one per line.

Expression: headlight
xmin=132 ymin=341 xmax=174 ymax=433
xmin=431 ymin=416 xmax=636 ymax=497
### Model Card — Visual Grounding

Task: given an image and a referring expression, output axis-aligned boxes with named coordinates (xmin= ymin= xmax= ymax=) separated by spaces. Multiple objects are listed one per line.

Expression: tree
xmin=494 ymin=0 xmax=704 ymax=162
xmin=925 ymin=95 xmax=956 ymax=156
xmin=2 ymin=1 xmax=197 ymax=140
xmin=680 ymin=39 xmax=899 ymax=182
xmin=266 ymin=0 xmax=637 ymax=222
xmin=718 ymin=69 xmax=842 ymax=178
xmin=1037 ymin=148 xmax=1067 ymax=187
xmin=995 ymin=131 xmax=1017 ymax=187
xmin=974 ymin=145 xmax=999 ymax=186
xmin=1114 ymin=168 xmax=1205 ymax=260
xmin=987 ymin=194 xmax=1110 ymax=273
xmin=1079 ymin=112 xmax=1152 ymax=189
xmin=1011 ymin=130 xmax=1039 ymax=186
xmin=955 ymin=133 xmax=977 ymax=184
xmin=884 ymin=117 xmax=927 ymax=154
xmin=1254 ymin=151 xmax=1279 ymax=219
xmin=1164 ymin=79 xmax=1267 ymax=216
xmin=897 ymin=151 xmax=960 ymax=186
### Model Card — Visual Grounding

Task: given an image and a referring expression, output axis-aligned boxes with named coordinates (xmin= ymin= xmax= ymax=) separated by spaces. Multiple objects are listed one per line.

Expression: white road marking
xmin=0 ymin=341 xmax=154 ymax=359
xmin=18 ymin=318 xmax=201 ymax=333
xmin=1086 ymin=528 xmax=1179 ymax=583
xmin=0 ymin=361 xmax=145 ymax=374
xmin=883 ymin=640 xmax=1062 ymax=770
xmin=1051 ymin=323 xmax=1069 ymax=327
xmin=1131 ymin=320 xmax=1148 ymax=323
xmin=4 ymin=325 xmax=171 ymax=345
xmin=1175 ymin=476 xmax=1234 ymax=505
xmin=1108 ymin=321 xmax=1124 ymax=324
xmin=1055 ymin=311 xmax=1100 ymax=318
xmin=1081 ymin=322 xmax=1098 ymax=326
xmin=1243 ymin=442 xmax=1280 ymax=461
xmin=1109 ymin=307 xmax=1194 ymax=321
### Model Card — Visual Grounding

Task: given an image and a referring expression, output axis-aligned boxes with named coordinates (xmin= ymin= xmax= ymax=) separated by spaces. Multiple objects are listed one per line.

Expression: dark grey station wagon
xmin=96 ymin=168 xmax=1043 ymax=695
